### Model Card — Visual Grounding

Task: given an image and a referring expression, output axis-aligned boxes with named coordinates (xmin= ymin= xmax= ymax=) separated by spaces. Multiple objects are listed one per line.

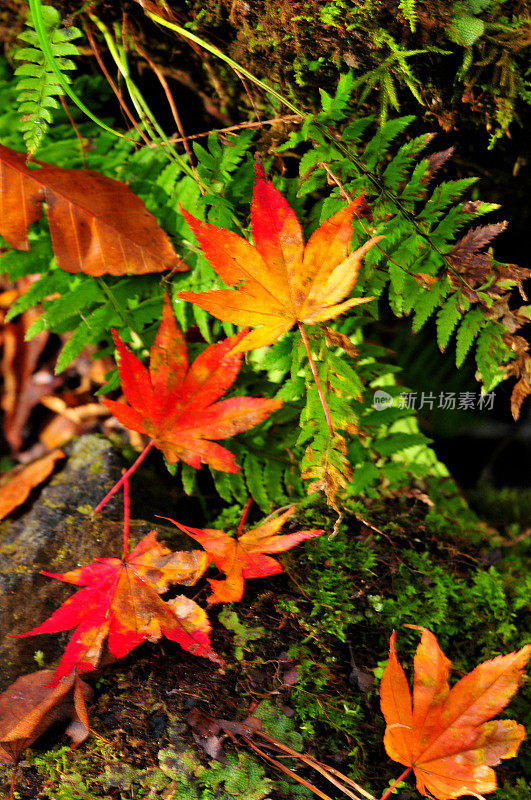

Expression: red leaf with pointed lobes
xmin=14 ymin=532 xmax=219 ymax=685
xmin=164 ymin=506 xmax=324 ymax=603
xmin=102 ymin=295 xmax=282 ymax=473
xmin=380 ymin=626 xmax=531 ymax=799
xmin=178 ymin=171 xmax=383 ymax=352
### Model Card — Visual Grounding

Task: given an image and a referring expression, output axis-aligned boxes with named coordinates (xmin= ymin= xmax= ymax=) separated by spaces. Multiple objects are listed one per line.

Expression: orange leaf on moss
xmin=380 ymin=626 xmax=531 ymax=799
xmin=0 ymin=450 xmax=64 ymax=520
xmin=166 ymin=506 xmax=324 ymax=603
xmin=103 ymin=295 xmax=282 ymax=473
xmin=178 ymin=167 xmax=383 ymax=352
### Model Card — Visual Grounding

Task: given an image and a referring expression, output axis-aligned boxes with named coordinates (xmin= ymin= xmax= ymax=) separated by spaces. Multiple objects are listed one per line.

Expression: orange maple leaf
xmin=166 ymin=505 xmax=324 ymax=603
xmin=177 ymin=166 xmax=383 ymax=352
xmin=15 ymin=531 xmax=219 ymax=685
xmin=102 ymin=295 xmax=282 ymax=473
xmin=380 ymin=626 xmax=531 ymax=799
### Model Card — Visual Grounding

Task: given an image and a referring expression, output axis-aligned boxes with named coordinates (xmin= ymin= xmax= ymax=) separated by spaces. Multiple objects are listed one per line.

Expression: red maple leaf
xmin=166 ymin=505 xmax=324 ymax=603
xmin=103 ymin=295 xmax=282 ymax=473
xmin=14 ymin=531 xmax=219 ymax=685
xmin=177 ymin=165 xmax=381 ymax=352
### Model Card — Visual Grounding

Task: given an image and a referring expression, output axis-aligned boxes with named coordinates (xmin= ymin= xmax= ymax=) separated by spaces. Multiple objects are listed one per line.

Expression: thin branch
xmin=238 ymin=497 xmax=253 ymax=537
xmin=85 ymin=21 xmax=150 ymax=146
xmin=378 ymin=767 xmax=412 ymax=800
xmin=297 ymin=321 xmax=334 ymax=437
xmin=134 ymin=40 xmax=205 ymax=192
xmin=123 ymin=475 xmax=130 ymax=559
xmin=161 ymin=115 xmax=302 ymax=145
xmin=94 ymin=440 xmax=155 ymax=514
xmin=59 ymin=96 xmax=87 ymax=167
xmin=243 ymin=737 xmax=336 ymax=800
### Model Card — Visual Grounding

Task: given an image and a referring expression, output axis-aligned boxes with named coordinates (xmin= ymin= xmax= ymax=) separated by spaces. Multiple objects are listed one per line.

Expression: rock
xmin=0 ymin=435 xmax=193 ymax=690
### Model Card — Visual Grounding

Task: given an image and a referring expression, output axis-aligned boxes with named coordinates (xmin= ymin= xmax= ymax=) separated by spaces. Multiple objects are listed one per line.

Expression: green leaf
xmin=455 ymin=307 xmax=486 ymax=367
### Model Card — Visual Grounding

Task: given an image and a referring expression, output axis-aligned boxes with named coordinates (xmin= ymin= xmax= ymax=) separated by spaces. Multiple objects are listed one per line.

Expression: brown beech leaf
xmin=0 ymin=144 xmax=186 ymax=276
xmin=0 ymin=449 xmax=64 ymax=520
xmin=0 ymin=669 xmax=92 ymax=764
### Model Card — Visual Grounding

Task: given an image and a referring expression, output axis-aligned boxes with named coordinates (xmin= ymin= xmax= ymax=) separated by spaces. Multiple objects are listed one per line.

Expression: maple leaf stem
xmin=238 ymin=498 xmax=253 ymax=537
xmin=297 ymin=322 xmax=334 ymax=437
xmin=94 ymin=440 xmax=155 ymax=514
xmin=123 ymin=476 xmax=130 ymax=559
xmin=378 ymin=767 xmax=412 ymax=800
xmin=9 ymin=763 xmax=17 ymax=800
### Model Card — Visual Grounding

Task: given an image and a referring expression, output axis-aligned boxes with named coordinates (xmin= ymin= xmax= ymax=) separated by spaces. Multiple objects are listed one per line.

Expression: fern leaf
xmin=455 ymin=307 xmax=486 ymax=367
xmin=399 ymin=0 xmax=417 ymax=32
xmin=436 ymin=293 xmax=464 ymax=350
xmin=243 ymin=452 xmax=270 ymax=512
xmin=14 ymin=5 xmax=81 ymax=155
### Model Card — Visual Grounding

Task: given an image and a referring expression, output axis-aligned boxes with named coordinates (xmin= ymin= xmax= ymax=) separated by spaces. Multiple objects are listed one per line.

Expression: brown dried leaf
xmin=0 ymin=144 xmax=187 ymax=276
xmin=1 ymin=280 xmax=58 ymax=452
xmin=320 ymin=325 xmax=359 ymax=358
xmin=511 ymin=376 xmax=531 ymax=421
xmin=448 ymin=222 xmax=507 ymax=288
xmin=0 ymin=449 xmax=64 ymax=520
xmin=0 ymin=670 xmax=92 ymax=764
xmin=422 ymin=147 xmax=454 ymax=183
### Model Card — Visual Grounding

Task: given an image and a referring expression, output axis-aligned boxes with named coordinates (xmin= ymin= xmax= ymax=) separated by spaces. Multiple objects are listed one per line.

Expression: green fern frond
xmin=399 ymin=0 xmax=417 ymax=32
xmin=14 ymin=4 xmax=81 ymax=155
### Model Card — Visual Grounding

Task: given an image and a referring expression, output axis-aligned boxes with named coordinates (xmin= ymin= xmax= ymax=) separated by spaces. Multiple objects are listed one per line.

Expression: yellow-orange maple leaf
xmin=178 ymin=165 xmax=383 ymax=352
xmin=380 ymin=626 xmax=530 ymax=799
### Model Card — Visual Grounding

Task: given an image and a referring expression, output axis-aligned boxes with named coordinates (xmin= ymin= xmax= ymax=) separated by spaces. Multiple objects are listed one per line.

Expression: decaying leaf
xmin=103 ymin=295 xmax=282 ymax=473
xmin=448 ymin=222 xmax=507 ymax=297
xmin=380 ymin=626 xmax=530 ymax=799
xmin=0 ymin=449 xmax=64 ymax=520
xmin=166 ymin=506 xmax=323 ymax=603
xmin=0 ymin=278 xmax=58 ymax=452
xmin=0 ymin=669 xmax=92 ymax=764
xmin=178 ymin=165 xmax=382 ymax=352
xmin=0 ymin=144 xmax=186 ymax=276
xmin=15 ymin=531 xmax=219 ymax=684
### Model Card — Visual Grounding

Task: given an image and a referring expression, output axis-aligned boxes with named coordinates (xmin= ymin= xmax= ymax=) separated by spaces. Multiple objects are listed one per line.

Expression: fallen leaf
xmin=0 ymin=669 xmax=92 ymax=764
xmin=103 ymin=295 xmax=282 ymax=473
xmin=178 ymin=165 xmax=382 ymax=352
xmin=1 ymin=278 xmax=58 ymax=452
xmin=166 ymin=506 xmax=324 ymax=603
xmin=0 ymin=144 xmax=186 ymax=276
xmin=15 ymin=531 xmax=219 ymax=684
xmin=380 ymin=626 xmax=531 ymax=799
xmin=0 ymin=449 xmax=65 ymax=520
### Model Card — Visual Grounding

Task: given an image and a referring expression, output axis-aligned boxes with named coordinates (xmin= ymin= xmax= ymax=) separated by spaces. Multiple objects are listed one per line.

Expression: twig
xmin=59 ymin=96 xmax=87 ymax=167
xmin=123 ymin=475 xmax=130 ymax=559
xmin=94 ymin=440 xmax=155 ymax=514
xmin=243 ymin=737 xmax=336 ymax=800
xmin=238 ymin=497 xmax=253 ymax=537
xmin=134 ymin=40 xmax=205 ymax=193
xmin=9 ymin=762 xmax=17 ymax=800
xmin=378 ymin=767 xmax=412 ymax=800
xmin=161 ymin=115 xmax=302 ymax=145
xmin=85 ymin=21 xmax=150 ymax=146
